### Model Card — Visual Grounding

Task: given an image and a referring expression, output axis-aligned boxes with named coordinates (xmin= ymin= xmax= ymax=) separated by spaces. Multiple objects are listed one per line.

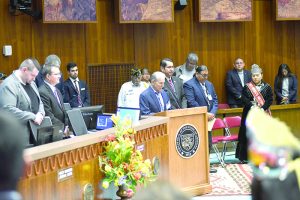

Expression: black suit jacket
xmin=35 ymin=73 xmax=65 ymax=97
xmin=163 ymin=76 xmax=187 ymax=109
xmin=39 ymin=83 xmax=68 ymax=126
xmin=225 ymin=69 xmax=252 ymax=106
xmin=63 ymin=78 xmax=90 ymax=108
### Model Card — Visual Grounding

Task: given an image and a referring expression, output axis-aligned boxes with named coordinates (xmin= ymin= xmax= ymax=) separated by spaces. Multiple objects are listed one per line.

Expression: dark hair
xmin=195 ymin=65 xmax=208 ymax=73
xmin=275 ymin=64 xmax=294 ymax=89
xmin=160 ymin=58 xmax=173 ymax=69
xmin=66 ymin=62 xmax=77 ymax=71
xmin=0 ymin=110 xmax=25 ymax=190
xmin=277 ymin=64 xmax=292 ymax=77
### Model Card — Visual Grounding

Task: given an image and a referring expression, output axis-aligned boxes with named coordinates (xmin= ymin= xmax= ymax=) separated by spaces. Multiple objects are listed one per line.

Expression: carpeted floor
xmin=206 ymin=164 xmax=252 ymax=196
xmin=192 ymin=152 xmax=253 ymax=200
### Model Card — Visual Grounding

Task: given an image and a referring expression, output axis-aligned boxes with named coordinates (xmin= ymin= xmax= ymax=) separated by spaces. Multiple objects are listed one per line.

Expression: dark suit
xmin=274 ymin=75 xmax=298 ymax=104
xmin=163 ymin=76 xmax=187 ymax=109
xmin=35 ymin=73 xmax=65 ymax=97
xmin=183 ymin=76 xmax=218 ymax=115
xmin=225 ymin=69 xmax=251 ymax=107
xmin=140 ymin=86 xmax=170 ymax=115
xmin=39 ymin=83 xmax=68 ymax=127
xmin=63 ymin=78 xmax=90 ymax=108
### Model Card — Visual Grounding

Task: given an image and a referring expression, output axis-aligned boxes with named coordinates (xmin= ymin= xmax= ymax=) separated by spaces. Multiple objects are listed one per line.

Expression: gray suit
xmin=0 ymin=72 xmax=45 ymax=144
xmin=39 ymin=83 xmax=68 ymax=127
xmin=164 ymin=76 xmax=187 ymax=109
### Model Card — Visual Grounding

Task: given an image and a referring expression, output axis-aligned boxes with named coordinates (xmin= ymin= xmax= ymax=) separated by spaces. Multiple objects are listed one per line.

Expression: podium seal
xmin=175 ymin=124 xmax=199 ymax=158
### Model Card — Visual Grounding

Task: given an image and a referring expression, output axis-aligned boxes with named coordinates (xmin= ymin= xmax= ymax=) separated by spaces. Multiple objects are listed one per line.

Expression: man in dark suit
xmin=225 ymin=58 xmax=252 ymax=108
xmin=35 ymin=54 xmax=65 ymax=97
xmin=64 ymin=62 xmax=90 ymax=108
xmin=39 ymin=64 xmax=69 ymax=133
xmin=160 ymin=58 xmax=187 ymax=109
xmin=183 ymin=65 xmax=218 ymax=173
xmin=140 ymin=71 xmax=171 ymax=115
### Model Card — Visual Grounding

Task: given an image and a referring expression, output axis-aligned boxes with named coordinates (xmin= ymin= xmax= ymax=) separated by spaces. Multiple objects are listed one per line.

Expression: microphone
xmin=163 ymin=88 xmax=181 ymax=109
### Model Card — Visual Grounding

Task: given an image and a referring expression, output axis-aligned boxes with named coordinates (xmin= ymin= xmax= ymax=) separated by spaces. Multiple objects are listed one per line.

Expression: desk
xmin=19 ymin=116 xmax=168 ymax=200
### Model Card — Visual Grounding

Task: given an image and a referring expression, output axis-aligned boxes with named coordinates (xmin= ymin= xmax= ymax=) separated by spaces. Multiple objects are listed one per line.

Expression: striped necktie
xmin=74 ymin=80 xmax=83 ymax=107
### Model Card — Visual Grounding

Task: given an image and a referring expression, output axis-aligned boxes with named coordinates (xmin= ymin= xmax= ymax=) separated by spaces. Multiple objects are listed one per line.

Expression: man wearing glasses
xmin=225 ymin=58 xmax=251 ymax=108
xmin=174 ymin=52 xmax=198 ymax=83
xmin=183 ymin=65 xmax=218 ymax=173
xmin=38 ymin=64 xmax=69 ymax=136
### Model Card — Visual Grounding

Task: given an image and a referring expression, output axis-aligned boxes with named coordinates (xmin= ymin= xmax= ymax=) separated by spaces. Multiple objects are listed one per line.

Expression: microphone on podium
xmin=163 ymin=88 xmax=181 ymax=109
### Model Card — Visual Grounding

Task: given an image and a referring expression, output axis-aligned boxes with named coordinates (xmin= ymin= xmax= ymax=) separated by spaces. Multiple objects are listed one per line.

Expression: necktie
xmin=53 ymin=89 xmax=61 ymax=107
xmin=201 ymin=83 xmax=211 ymax=108
xmin=74 ymin=80 xmax=83 ymax=107
xmin=155 ymin=92 xmax=164 ymax=112
xmin=168 ymin=78 xmax=175 ymax=93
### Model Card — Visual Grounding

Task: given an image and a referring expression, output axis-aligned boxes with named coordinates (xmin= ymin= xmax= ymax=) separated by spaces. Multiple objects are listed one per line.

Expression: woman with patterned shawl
xmin=236 ymin=64 xmax=273 ymax=163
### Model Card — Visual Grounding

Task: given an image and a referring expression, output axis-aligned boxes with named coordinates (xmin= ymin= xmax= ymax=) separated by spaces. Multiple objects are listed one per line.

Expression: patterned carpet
xmin=205 ymin=164 xmax=253 ymax=196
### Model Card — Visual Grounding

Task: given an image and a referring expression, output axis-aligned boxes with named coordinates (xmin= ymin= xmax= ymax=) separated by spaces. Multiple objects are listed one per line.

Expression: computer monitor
xmin=29 ymin=116 xmax=52 ymax=145
xmin=36 ymin=126 xmax=54 ymax=146
xmin=34 ymin=124 xmax=64 ymax=146
xmin=116 ymin=107 xmax=141 ymax=125
xmin=78 ymin=105 xmax=104 ymax=130
xmin=96 ymin=114 xmax=113 ymax=130
xmin=67 ymin=109 xmax=88 ymax=136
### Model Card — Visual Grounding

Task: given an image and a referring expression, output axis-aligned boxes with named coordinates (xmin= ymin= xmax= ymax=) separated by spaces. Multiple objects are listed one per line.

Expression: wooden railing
xmin=217 ymin=103 xmax=300 ymax=138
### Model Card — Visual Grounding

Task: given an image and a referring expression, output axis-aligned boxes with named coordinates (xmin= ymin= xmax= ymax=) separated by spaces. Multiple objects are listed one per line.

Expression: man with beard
xmin=64 ymin=62 xmax=90 ymax=108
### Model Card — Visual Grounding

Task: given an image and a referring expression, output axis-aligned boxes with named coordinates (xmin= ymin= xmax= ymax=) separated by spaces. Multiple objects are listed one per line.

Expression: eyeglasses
xmin=235 ymin=62 xmax=244 ymax=64
xmin=200 ymin=74 xmax=209 ymax=78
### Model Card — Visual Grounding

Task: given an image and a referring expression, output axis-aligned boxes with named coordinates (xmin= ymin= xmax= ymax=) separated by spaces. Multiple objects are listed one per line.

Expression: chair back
xmin=218 ymin=103 xmax=230 ymax=109
xmin=223 ymin=116 xmax=241 ymax=128
xmin=212 ymin=118 xmax=227 ymax=130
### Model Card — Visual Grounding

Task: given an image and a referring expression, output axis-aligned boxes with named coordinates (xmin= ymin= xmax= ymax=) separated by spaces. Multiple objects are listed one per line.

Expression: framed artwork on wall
xmin=43 ymin=0 xmax=97 ymax=23
xmin=199 ymin=0 xmax=253 ymax=22
xmin=117 ymin=0 xmax=174 ymax=23
xmin=276 ymin=0 xmax=300 ymax=20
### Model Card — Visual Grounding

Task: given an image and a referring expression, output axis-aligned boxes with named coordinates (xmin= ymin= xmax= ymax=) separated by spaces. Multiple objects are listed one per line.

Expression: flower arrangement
xmin=99 ymin=115 xmax=156 ymax=196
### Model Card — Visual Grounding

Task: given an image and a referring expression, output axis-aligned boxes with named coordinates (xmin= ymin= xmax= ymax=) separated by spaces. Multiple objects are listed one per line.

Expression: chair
xmin=222 ymin=116 xmax=241 ymax=161
xmin=211 ymin=118 xmax=227 ymax=167
xmin=218 ymin=103 xmax=230 ymax=109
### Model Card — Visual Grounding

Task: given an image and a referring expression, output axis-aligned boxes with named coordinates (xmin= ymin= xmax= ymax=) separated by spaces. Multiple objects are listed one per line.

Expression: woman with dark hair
xmin=274 ymin=64 xmax=298 ymax=105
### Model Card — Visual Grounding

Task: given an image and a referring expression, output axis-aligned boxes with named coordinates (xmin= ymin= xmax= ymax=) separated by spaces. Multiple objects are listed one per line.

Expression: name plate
xmin=57 ymin=167 xmax=73 ymax=182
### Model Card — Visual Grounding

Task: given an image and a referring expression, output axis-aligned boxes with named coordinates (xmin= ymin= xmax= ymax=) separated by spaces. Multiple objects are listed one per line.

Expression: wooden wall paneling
xmin=31 ymin=22 xmax=86 ymax=80
xmin=134 ymin=5 xmax=192 ymax=74
xmin=0 ymin=0 xmax=299 ymax=105
xmin=0 ymin=0 xmax=33 ymax=74
xmin=85 ymin=0 xmax=135 ymax=65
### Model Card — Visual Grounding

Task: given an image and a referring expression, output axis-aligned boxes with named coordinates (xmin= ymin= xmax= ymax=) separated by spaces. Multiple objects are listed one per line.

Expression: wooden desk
xmin=19 ymin=116 xmax=168 ymax=200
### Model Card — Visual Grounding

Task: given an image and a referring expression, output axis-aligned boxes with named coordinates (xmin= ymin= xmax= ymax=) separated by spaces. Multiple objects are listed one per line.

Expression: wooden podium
xmin=155 ymin=107 xmax=212 ymax=196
